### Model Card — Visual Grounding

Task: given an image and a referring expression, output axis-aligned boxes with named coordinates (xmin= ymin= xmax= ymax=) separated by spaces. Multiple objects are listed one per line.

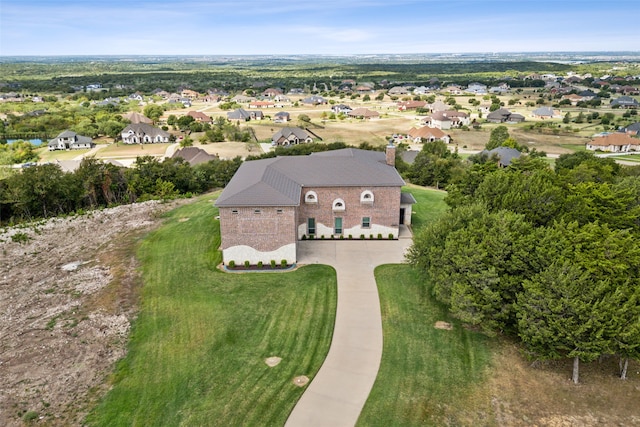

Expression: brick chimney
xmin=385 ymin=140 xmax=396 ymax=167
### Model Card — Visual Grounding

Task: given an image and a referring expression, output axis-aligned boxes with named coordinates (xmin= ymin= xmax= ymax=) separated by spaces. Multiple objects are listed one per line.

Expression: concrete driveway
xmin=285 ymin=232 xmax=412 ymax=427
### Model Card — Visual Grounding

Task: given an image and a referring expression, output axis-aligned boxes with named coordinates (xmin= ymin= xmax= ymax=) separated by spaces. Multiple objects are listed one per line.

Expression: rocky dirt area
xmin=0 ymin=200 xmax=187 ymax=426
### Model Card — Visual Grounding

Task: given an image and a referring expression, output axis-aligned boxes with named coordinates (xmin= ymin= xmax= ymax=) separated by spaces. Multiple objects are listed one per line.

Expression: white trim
xmin=223 ymin=243 xmax=296 ymax=265
xmin=332 ymin=198 xmax=346 ymax=211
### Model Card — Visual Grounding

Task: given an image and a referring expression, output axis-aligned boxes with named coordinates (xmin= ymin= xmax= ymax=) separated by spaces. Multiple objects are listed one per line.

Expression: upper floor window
xmin=332 ymin=198 xmax=346 ymax=211
xmin=360 ymin=190 xmax=374 ymax=204
xmin=305 ymin=191 xmax=318 ymax=204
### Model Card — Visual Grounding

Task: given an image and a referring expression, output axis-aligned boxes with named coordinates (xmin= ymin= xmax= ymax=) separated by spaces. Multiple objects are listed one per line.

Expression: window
xmin=254 ymin=209 xmax=261 ymax=214
xmin=362 ymin=217 xmax=371 ymax=228
xmin=231 ymin=209 xmax=238 ymax=214
xmin=332 ymin=198 xmax=345 ymax=211
xmin=276 ymin=209 xmax=283 ymax=214
xmin=334 ymin=217 xmax=343 ymax=234
xmin=305 ymin=191 xmax=318 ymax=204
xmin=308 ymin=218 xmax=316 ymax=235
xmin=360 ymin=190 xmax=374 ymax=204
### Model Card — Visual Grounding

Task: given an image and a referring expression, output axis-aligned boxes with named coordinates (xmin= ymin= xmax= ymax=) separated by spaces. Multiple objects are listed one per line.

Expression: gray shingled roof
xmin=215 ymin=148 xmax=405 ymax=207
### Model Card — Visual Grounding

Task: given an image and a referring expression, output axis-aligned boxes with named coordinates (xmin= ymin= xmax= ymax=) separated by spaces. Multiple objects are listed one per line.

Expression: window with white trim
xmin=360 ymin=190 xmax=374 ymax=204
xmin=332 ymin=198 xmax=345 ymax=211
xmin=305 ymin=191 xmax=318 ymax=204
xmin=362 ymin=217 xmax=371 ymax=228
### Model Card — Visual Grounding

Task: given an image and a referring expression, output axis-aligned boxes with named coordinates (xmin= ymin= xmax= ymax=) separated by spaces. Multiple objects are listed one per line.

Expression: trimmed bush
xmin=244 ymin=260 xmax=250 ymax=268
xmin=339 ymin=235 xmax=344 ymax=240
xmin=309 ymin=234 xmax=315 ymax=240
xmin=281 ymin=259 xmax=287 ymax=268
xmin=389 ymin=233 xmax=394 ymax=240
xmin=377 ymin=233 xmax=383 ymax=240
xmin=369 ymin=234 xmax=374 ymax=239
xmin=228 ymin=260 xmax=235 ymax=268
xmin=257 ymin=261 xmax=263 ymax=269
xmin=360 ymin=234 xmax=365 ymax=239
xmin=348 ymin=234 xmax=353 ymax=239
xmin=270 ymin=260 xmax=276 ymax=269
xmin=301 ymin=234 xmax=307 ymax=240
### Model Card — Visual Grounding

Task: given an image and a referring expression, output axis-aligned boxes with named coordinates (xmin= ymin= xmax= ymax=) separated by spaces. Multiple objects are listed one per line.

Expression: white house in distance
xmin=586 ymin=133 xmax=640 ymax=153
xmin=121 ymin=123 xmax=170 ymax=144
xmin=48 ymin=130 xmax=95 ymax=151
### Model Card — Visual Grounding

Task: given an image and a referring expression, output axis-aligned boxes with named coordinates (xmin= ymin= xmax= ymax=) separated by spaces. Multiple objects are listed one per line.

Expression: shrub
xmin=257 ymin=261 xmax=263 ymax=269
xmin=378 ymin=233 xmax=383 ymax=239
xmin=301 ymin=234 xmax=307 ymax=240
xmin=330 ymin=234 xmax=335 ymax=239
xmin=389 ymin=233 xmax=394 ymax=239
xmin=321 ymin=235 xmax=325 ymax=239
xmin=11 ymin=232 xmax=30 ymax=244
xmin=228 ymin=260 xmax=235 ymax=268
xmin=244 ymin=260 xmax=250 ymax=268
xmin=339 ymin=235 xmax=344 ymax=240
xmin=369 ymin=234 xmax=374 ymax=239
xmin=281 ymin=259 xmax=287 ymax=268
xmin=23 ymin=411 xmax=39 ymax=422
xmin=309 ymin=234 xmax=315 ymax=240
xmin=270 ymin=260 xmax=276 ymax=269
xmin=348 ymin=234 xmax=353 ymax=239
xmin=360 ymin=234 xmax=365 ymax=239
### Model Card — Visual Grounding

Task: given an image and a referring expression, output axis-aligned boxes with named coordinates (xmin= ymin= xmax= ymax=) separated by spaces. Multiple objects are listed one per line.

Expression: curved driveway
xmin=285 ymin=231 xmax=412 ymax=427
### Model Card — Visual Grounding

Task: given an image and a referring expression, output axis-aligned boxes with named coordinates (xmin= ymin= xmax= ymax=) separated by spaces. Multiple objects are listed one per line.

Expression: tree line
xmin=407 ymin=150 xmax=640 ymax=383
xmin=0 ymin=156 xmax=242 ymax=224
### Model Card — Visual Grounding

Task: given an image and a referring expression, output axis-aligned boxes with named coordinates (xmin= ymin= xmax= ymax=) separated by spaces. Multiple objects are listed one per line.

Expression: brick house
xmin=215 ymin=145 xmax=415 ymax=265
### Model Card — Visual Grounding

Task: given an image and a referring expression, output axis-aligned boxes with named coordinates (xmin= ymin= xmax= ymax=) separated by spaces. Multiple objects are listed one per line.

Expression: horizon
xmin=1 ymin=0 xmax=639 ymax=56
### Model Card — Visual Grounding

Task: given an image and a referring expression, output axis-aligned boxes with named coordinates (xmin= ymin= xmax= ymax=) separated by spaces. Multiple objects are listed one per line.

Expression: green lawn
xmin=358 ymin=185 xmax=493 ymax=426
xmin=404 ymin=184 xmax=448 ymax=230
xmin=610 ymin=154 xmax=640 ymax=163
xmin=87 ymin=196 xmax=337 ymax=426
xmin=358 ymin=265 xmax=492 ymax=426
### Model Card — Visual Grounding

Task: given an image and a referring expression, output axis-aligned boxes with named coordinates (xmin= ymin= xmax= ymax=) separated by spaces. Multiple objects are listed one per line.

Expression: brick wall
xmin=219 ymin=206 xmax=297 ymax=252
xmin=297 ymin=186 xmax=401 ymax=237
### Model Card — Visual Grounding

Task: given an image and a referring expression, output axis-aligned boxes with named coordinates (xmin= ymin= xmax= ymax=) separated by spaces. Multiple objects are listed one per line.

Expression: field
xmin=86 ymin=196 xmax=337 ymax=426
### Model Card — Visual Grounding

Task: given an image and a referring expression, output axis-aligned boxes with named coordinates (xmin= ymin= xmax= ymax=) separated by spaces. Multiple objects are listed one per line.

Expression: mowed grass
xmin=358 ymin=186 xmax=492 ymax=426
xmin=404 ymin=184 xmax=448 ymax=230
xmin=358 ymin=265 xmax=492 ymax=427
xmin=87 ymin=196 xmax=337 ymax=426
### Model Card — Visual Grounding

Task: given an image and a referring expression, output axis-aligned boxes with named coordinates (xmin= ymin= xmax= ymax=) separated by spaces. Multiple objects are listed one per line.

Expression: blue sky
xmin=0 ymin=0 xmax=638 ymax=56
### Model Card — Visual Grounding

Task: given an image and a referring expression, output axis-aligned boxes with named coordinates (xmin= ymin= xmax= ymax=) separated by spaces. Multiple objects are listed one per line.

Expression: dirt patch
xmin=292 ymin=376 xmax=309 ymax=387
xmin=265 ymin=357 xmax=282 ymax=367
xmin=0 ymin=199 xmax=188 ymax=426
xmin=434 ymin=321 xmax=453 ymax=330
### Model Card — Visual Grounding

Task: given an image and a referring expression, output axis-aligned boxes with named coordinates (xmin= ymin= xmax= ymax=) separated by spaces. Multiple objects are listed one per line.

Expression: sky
xmin=0 ymin=0 xmax=638 ymax=56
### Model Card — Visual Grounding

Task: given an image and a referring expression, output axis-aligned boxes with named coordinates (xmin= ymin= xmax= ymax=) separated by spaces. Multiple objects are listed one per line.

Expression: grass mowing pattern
xmin=357 ymin=265 xmax=492 ymax=426
xmin=87 ymin=198 xmax=336 ymax=426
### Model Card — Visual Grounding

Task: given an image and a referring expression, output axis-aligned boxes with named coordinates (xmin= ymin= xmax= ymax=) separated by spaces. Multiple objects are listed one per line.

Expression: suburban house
xmin=171 ymin=147 xmax=218 ymax=166
xmin=407 ymin=126 xmax=451 ymax=144
xmin=121 ymin=123 xmax=170 ymax=144
xmin=273 ymin=111 xmax=290 ymax=123
xmin=249 ymin=101 xmax=275 ymax=109
xmin=231 ymin=95 xmax=256 ymax=103
xmin=422 ymin=111 xmax=470 ymax=130
xmin=486 ymin=108 xmax=525 ymax=123
xmin=262 ymin=88 xmax=283 ymax=97
xmin=397 ymin=100 xmax=426 ymax=111
xmin=215 ymin=145 xmax=416 ymax=265
xmin=227 ymin=108 xmax=264 ymax=121
xmin=611 ymin=96 xmax=639 ymax=108
xmin=187 ymin=111 xmax=212 ymax=123
xmin=48 ymin=130 xmax=95 ymax=151
xmin=531 ymin=106 xmax=561 ymax=119
xmin=181 ymin=89 xmax=200 ymax=100
xmin=348 ymin=107 xmax=380 ymax=120
xmin=331 ymin=104 xmax=352 ymax=114
xmin=465 ymin=82 xmax=487 ymax=95
xmin=388 ymin=86 xmax=410 ymax=96
xmin=271 ymin=127 xmax=313 ymax=146
xmin=586 ymin=133 xmax=640 ymax=152
xmin=301 ymin=95 xmax=327 ymax=105
xmin=624 ymin=122 xmax=640 ymax=136
xmin=480 ymin=147 xmax=522 ymax=167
